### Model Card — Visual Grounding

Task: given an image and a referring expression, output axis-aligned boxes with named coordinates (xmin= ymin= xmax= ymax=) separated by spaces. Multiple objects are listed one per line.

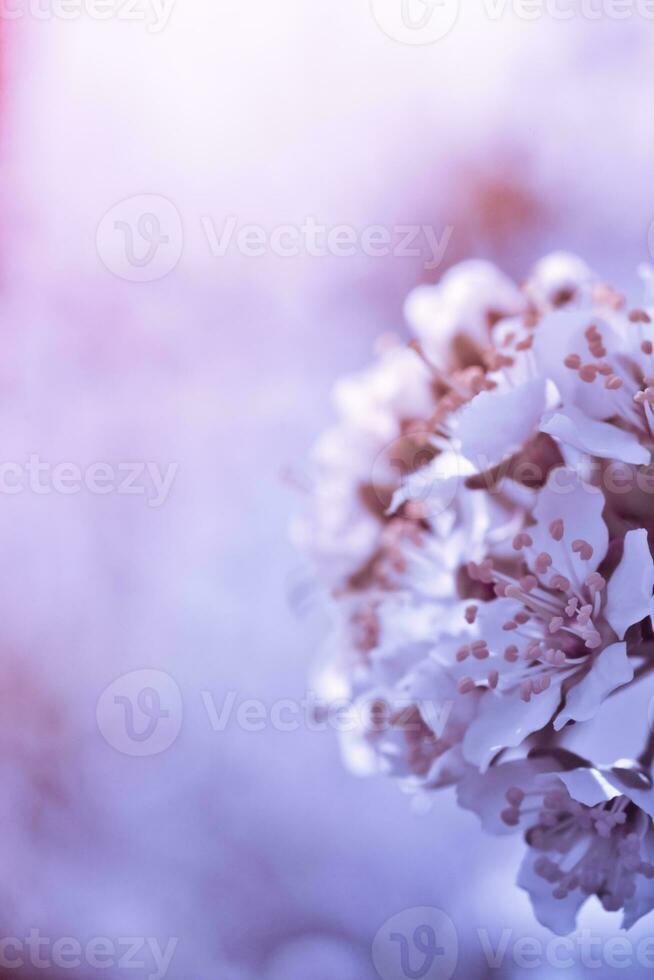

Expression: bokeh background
xmin=2 ymin=3 xmax=654 ymax=978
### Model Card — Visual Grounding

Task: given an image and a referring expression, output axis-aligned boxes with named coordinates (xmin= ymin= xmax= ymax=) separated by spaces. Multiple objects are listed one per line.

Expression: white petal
xmin=375 ymin=596 xmax=446 ymax=652
xmin=605 ymin=529 xmax=654 ymax=639
xmin=529 ymin=467 xmax=608 ymax=576
xmin=457 ymin=379 xmax=548 ymax=469
xmin=517 ymin=848 xmax=585 ymax=935
xmin=457 ymin=758 xmax=554 ymax=834
xmin=558 ymin=767 xmax=622 ymax=808
xmin=422 ymin=744 xmax=469 ymax=790
xmin=404 ymin=261 xmax=523 ymax=366
xmin=541 ymin=405 xmax=650 ymax=465
xmin=533 ymin=309 xmax=622 ymax=421
xmin=463 ymin=684 xmax=561 ymax=772
xmin=598 ymin=766 xmax=654 ymax=821
xmin=388 ymin=452 xmax=474 ymax=516
xmin=338 ymin=728 xmax=380 ymax=777
xmin=554 ymin=643 xmax=633 ymax=730
xmin=473 ymin=597 xmax=525 ymax=655
xmin=333 ymin=346 xmax=432 ymax=431
xmin=526 ymin=251 xmax=595 ymax=308
xmin=559 ymin=679 xmax=653 ymax=771
xmin=623 ymin=830 xmax=654 ymax=929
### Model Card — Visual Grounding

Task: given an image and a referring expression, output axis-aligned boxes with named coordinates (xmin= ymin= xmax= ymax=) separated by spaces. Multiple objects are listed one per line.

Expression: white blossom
xmin=296 ymin=254 xmax=654 ymax=931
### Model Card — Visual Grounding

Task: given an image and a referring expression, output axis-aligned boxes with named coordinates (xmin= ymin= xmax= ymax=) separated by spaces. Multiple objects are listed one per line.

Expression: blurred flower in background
xmin=0 ymin=2 xmax=653 ymax=978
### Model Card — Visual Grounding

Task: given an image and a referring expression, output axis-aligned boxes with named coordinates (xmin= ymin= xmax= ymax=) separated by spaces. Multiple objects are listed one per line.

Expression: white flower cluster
xmin=294 ymin=252 xmax=654 ymax=933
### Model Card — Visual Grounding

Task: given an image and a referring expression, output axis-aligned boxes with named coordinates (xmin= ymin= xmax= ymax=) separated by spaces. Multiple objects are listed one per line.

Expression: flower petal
xmin=457 ymin=379 xmax=548 ymax=469
xmin=463 ymin=683 xmax=562 ymax=772
xmin=558 ymin=679 xmax=653 ymax=772
xmin=541 ymin=405 xmax=650 ymax=465
xmin=339 ymin=728 xmax=381 ymax=777
xmin=456 ymin=758 xmax=554 ymax=834
xmin=623 ymin=830 xmax=654 ymax=930
xmin=517 ymin=848 xmax=586 ymax=935
xmin=533 ymin=308 xmax=623 ymax=421
xmin=526 ymin=252 xmax=595 ymax=308
xmin=404 ymin=261 xmax=523 ymax=367
xmin=558 ymin=767 xmax=622 ymax=808
xmin=605 ymin=529 xmax=654 ymax=640
xmin=554 ymin=642 xmax=633 ymax=730
xmin=599 ymin=766 xmax=654 ymax=821
xmin=388 ymin=451 xmax=474 ymax=516
xmin=529 ymin=467 xmax=608 ymax=576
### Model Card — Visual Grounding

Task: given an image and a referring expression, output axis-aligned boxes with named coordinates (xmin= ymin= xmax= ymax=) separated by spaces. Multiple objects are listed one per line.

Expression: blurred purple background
xmin=1 ymin=4 xmax=654 ymax=978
